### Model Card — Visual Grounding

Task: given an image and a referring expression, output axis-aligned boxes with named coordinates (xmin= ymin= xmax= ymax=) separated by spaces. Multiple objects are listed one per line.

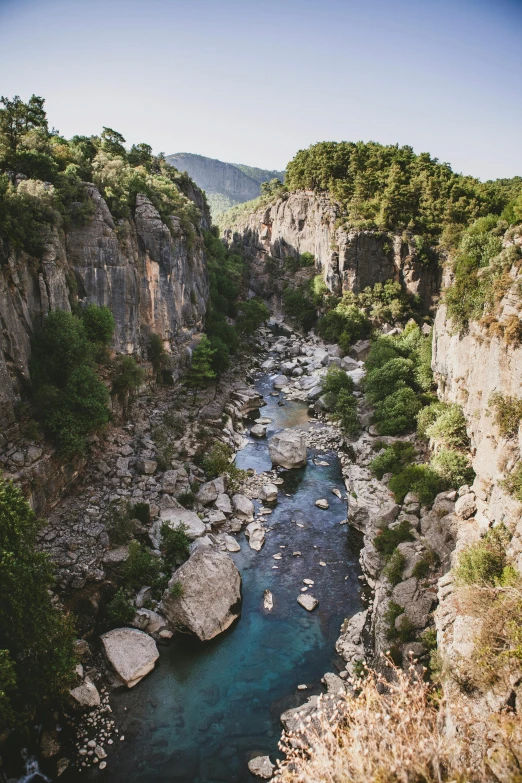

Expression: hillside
xmin=165 ymin=152 xmax=284 ymax=218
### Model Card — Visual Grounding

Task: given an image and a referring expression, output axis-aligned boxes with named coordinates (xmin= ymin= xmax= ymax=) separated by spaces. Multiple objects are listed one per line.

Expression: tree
xmin=100 ymin=127 xmax=127 ymax=158
xmin=81 ymin=304 xmax=115 ymax=345
xmin=185 ymin=335 xmax=216 ymax=391
xmin=236 ymin=298 xmax=270 ymax=335
xmin=0 ymin=94 xmax=48 ymax=155
xmin=128 ymin=143 xmax=153 ymax=168
xmin=208 ymin=335 xmax=230 ymax=375
xmin=0 ymin=477 xmax=76 ymax=732
xmin=112 ymin=355 xmax=145 ymax=412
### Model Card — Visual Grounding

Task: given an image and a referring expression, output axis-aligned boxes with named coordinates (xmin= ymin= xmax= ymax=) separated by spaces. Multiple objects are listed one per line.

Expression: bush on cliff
xmin=0 ymin=476 xmax=76 ymax=733
xmin=282 ymin=287 xmax=317 ymax=331
xmin=30 ymin=307 xmax=112 ymax=454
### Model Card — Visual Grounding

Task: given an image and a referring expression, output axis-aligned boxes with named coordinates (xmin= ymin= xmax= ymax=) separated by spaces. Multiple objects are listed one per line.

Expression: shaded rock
xmin=269 ymin=429 xmax=307 ymax=469
xmin=208 ymin=510 xmax=226 ymax=526
xmin=273 ymin=374 xmax=289 ymax=389
xmin=160 ymin=548 xmax=241 ymax=641
xmin=101 ymin=628 xmax=159 ymax=688
xmin=259 ymin=483 xmax=278 ymax=502
xmin=215 ymin=492 xmax=232 ymax=515
xmin=248 ymin=756 xmax=275 ymax=779
xmin=455 ymin=492 xmax=476 ymax=519
xmin=69 ymin=678 xmax=100 ymax=708
xmin=137 ymin=459 xmax=157 ymax=475
xmin=297 ymin=594 xmax=318 ymax=611
xmin=349 ymin=340 xmax=371 ymax=361
xmin=196 ymin=477 xmax=226 ymax=506
xmin=151 ymin=507 xmax=206 ymax=546
xmin=245 ymin=520 xmax=266 ymax=551
xmin=232 ymin=493 xmax=254 ymax=520
xmin=250 ymin=424 xmax=267 ymax=438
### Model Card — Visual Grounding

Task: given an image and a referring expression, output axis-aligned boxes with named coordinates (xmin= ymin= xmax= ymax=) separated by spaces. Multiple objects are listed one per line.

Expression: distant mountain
xmin=165 ymin=152 xmax=285 ymax=219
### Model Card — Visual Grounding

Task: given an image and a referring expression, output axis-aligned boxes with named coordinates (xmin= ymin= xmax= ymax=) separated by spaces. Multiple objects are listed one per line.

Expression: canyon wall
xmin=0 ymin=183 xmax=210 ymax=430
xmin=224 ymin=191 xmax=440 ymax=304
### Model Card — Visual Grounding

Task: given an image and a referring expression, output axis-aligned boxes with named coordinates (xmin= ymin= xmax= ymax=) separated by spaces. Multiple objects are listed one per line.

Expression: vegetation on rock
xmin=0 ymin=476 xmax=76 ymax=733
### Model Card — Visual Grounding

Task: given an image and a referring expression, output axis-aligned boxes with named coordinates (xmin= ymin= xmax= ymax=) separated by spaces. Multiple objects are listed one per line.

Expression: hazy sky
xmin=1 ymin=0 xmax=521 ymax=180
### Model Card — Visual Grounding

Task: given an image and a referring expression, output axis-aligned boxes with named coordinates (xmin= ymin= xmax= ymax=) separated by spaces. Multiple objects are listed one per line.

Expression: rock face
xmin=269 ymin=429 xmax=307 ymax=469
xmin=224 ymin=191 xmax=439 ymax=302
xmin=0 ymin=183 xmax=210 ymax=431
xmin=100 ymin=628 xmax=159 ymax=688
xmin=160 ymin=548 xmax=241 ymax=641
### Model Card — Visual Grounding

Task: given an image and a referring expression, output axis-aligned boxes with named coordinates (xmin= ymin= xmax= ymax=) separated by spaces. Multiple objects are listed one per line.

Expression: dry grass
xmin=274 ymin=661 xmax=470 ymax=783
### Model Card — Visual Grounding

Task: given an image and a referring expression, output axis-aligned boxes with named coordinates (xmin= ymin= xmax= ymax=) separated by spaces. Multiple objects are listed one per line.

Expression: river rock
xmin=196 ymin=477 xmax=226 ymax=506
xmin=297 ymin=594 xmax=318 ymax=611
xmin=263 ymin=589 xmax=273 ymax=611
xmin=132 ymin=609 xmax=166 ymax=634
xmin=248 ymin=756 xmax=275 ymax=778
xmin=250 ymin=424 xmax=267 ymax=438
xmin=259 ymin=483 xmax=278 ymax=502
xmin=69 ymin=677 xmax=101 ymax=708
xmin=224 ymin=534 xmax=240 ymax=552
xmin=160 ymin=548 xmax=241 ymax=641
xmin=315 ymin=498 xmax=329 ymax=509
xmin=269 ymin=429 xmax=307 ymax=469
xmin=215 ymin=493 xmax=233 ymax=515
xmin=101 ymin=628 xmax=159 ymax=688
xmin=245 ymin=520 xmax=266 ymax=551
xmin=232 ymin=493 xmax=254 ymax=520
xmin=151 ymin=507 xmax=206 ymax=546
xmin=273 ymin=374 xmax=289 ymax=389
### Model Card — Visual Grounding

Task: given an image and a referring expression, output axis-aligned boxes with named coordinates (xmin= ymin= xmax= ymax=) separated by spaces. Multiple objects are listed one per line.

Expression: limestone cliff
xmin=0 ymin=183 xmax=210 ymax=430
xmin=223 ymin=191 xmax=440 ymax=304
xmin=432 ymin=228 xmax=522 ymax=770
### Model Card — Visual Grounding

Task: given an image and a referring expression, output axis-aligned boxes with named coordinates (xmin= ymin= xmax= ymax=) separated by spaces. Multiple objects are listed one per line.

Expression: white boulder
xmin=100 ymin=628 xmax=159 ymax=688
xmin=269 ymin=429 xmax=307 ymax=469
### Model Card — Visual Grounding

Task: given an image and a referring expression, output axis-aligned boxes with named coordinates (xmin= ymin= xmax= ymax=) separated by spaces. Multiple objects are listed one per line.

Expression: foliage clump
xmin=489 ymin=392 xmax=522 ymax=438
xmin=0 ymin=476 xmax=76 ymax=733
xmin=30 ymin=307 xmax=113 ymax=454
xmin=374 ymin=521 xmax=414 ymax=559
xmin=370 ymin=441 xmax=416 ymax=480
xmin=320 ymin=366 xmax=360 ymax=437
xmin=454 ymin=526 xmax=510 ymax=587
xmin=160 ymin=523 xmax=191 ymax=569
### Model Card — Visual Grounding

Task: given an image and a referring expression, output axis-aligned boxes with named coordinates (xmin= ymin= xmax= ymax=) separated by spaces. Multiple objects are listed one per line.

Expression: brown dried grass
xmin=274 ymin=662 xmax=471 ymax=783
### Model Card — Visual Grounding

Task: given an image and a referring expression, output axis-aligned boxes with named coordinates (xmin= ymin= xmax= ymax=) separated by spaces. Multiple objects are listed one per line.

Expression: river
xmin=82 ymin=368 xmax=363 ymax=782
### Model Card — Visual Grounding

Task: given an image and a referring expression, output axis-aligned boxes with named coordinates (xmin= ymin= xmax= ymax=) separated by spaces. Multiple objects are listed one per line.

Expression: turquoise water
xmin=80 ymin=374 xmax=362 ymax=782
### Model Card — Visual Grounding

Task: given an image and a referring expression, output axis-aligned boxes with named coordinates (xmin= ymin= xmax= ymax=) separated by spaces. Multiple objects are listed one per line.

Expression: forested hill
xmin=166 ymin=152 xmax=284 ymax=218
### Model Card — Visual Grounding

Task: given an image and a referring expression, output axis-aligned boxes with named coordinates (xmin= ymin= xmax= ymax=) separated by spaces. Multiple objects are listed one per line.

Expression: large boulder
xmin=248 ymin=756 xmax=275 ymax=779
xmin=196 ymin=477 xmax=226 ymax=506
xmin=100 ymin=628 xmax=159 ymax=688
xmin=150 ymin=507 xmax=206 ymax=547
xmin=245 ymin=520 xmax=266 ymax=551
xmin=232 ymin=493 xmax=254 ymax=520
xmin=269 ymin=429 xmax=307 ymax=469
xmin=160 ymin=549 xmax=241 ymax=641
xmin=259 ymin=483 xmax=278 ymax=502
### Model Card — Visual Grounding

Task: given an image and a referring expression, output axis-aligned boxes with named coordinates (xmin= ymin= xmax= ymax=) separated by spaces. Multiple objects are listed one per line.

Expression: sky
xmin=0 ymin=0 xmax=521 ymax=181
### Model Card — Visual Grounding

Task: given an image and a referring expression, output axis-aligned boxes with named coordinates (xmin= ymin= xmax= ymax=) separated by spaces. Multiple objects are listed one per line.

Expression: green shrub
xmin=370 ymin=441 xmax=416 ymax=479
xmin=30 ymin=308 xmax=111 ymax=454
xmin=431 ymin=448 xmax=474 ymax=488
xmin=416 ymin=401 xmax=449 ymax=439
xmin=185 ymin=335 xmax=216 ymax=389
xmin=178 ymin=491 xmax=195 ymax=508
xmin=365 ymin=338 xmax=401 ymax=372
xmin=454 ymin=527 xmax=509 ymax=586
xmin=0 ymin=476 xmax=76 ymax=732
xmin=364 ymin=358 xmax=414 ymax=405
xmin=81 ymin=304 xmax=115 ymax=345
xmin=502 ymin=462 xmax=522 ymax=502
xmin=374 ymin=521 xmax=414 ymax=559
xmin=160 ymin=522 xmax=191 ymax=569
xmin=389 ymin=465 xmax=442 ymax=506
xmin=384 ymin=601 xmax=415 ymax=643
xmin=282 ymin=288 xmax=317 ymax=331
xmin=169 ymin=581 xmax=184 ymax=598
xmin=106 ymin=502 xmax=134 ymax=544
xmin=236 ymin=297 xmax=270 ymax=335
xmin=333 ymin=388 xmax=360 ymax=437
xmin=322 ymin=365 xmax=355 ymax=396
xmin=317 ymin=303 xmax=370 ymax=348
xmin=131 ymin=502 xmax=150 ymax=525
xmin=208 ymin=335 xmax=230 ymax=375
xmin=384 ymin=550 xmax=406 ymax=586
xmin=147 ymin=333 xmax=168 ymax=376
xmin=489 ymin=393 xmax=522 ymax=438
xmin=112 ymin=355 xmax=145 ymax=399
xmin=200 ymin=442 xmax=244 ymax=489
xmin=123 ymin=541 xmax=161 ymax=590
xmin=106 ymin=589 xmax=135 ymax=627
xmin=425 ymin=404 xmax=469 ymax=450
xmin=412 ymin=550 xmax=440 ymax=580
xmin=373 ymin=387 xmax=422 ymax=435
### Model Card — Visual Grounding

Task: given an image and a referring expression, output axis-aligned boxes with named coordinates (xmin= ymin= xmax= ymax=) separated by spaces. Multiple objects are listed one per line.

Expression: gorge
xmin=0 ymin=98 xmax=521 ymax=783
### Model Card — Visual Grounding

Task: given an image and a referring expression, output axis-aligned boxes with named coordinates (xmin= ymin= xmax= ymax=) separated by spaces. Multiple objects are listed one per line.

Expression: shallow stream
xmin=84 ymin=371 xmax=363 ymax=782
